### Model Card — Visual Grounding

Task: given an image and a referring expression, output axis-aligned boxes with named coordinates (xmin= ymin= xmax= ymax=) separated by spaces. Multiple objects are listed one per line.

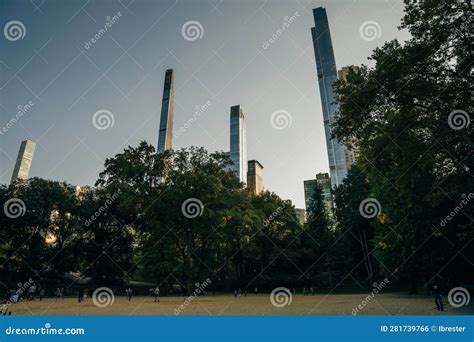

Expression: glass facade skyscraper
xmin=229 ymin=105 xmax=247 ymax=184
xmin=157 ymin=69 xmax=174 ymax=153
xmin=311 ymin=7 xmax=347 ymax=188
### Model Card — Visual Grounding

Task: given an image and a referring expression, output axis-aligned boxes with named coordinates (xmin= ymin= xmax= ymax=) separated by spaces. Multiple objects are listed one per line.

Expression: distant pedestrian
xmin=154 ymin=286 xmax=160 ymax=302
xmin=254 ymin=287 xmax=258 ymax=295
xmin=126 ymin=288 xmax=133 ymax=301
xmin=431 ymin=284 xmax=443 ymax=311
xmin=234 ymin=290 xmax=238 ymax=298
xmin=244 ymin=290 xmax=247 ymax=297
xmin=310 ymin=286 xmax=314 ymax=296
xmin=60 ymin=287 xmax=64 ymax=300
xmin=238 ymin=289 xmax=242 ymax=297
xmin=39 ymin=288 xmax=45 ymax=301
xmin=78 ymin=288 xmax=84 ymax=303
xmin=303 ymin=287 xmax=307 ymax=296
xmin=55 ymin=288 xmax=61 ymax=301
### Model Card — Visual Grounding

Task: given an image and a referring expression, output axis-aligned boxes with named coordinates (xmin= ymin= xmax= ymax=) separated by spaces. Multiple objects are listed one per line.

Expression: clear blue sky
xmin=0 ymin=0 xmax=409 ymax=208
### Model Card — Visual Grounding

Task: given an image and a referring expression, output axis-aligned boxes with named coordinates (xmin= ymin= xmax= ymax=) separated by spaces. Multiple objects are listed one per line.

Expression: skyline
xmin=0 ymin=0 xmax=409 ymax=208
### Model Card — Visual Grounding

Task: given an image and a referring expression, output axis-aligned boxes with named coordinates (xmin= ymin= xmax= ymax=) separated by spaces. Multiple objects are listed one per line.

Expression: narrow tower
xmin=229 ymin=105 xmax=247 ymax=184
xmin=11 ymin=140 xmax=36 ymax=184
xmin=311 ymin=7 xmax=347 ymax=188
xmin=157 ymin=69 xmax=174 ymax=153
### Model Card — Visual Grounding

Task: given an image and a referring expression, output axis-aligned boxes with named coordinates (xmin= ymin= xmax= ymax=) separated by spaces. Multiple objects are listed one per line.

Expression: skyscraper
xmin=229 ymin=105 xmax=247 ymax=184
xmin=247 ymin=160 xmax=264 ymax=194
xmin=11 ymin=140 xmax=36 ymax=184
xmin=311 ymin=7 xmax=347 ymax=188
xmin=304 ymin=173 xmax=333 ymax=216
xmin=157 ymin=69 xmax=174 ymax=153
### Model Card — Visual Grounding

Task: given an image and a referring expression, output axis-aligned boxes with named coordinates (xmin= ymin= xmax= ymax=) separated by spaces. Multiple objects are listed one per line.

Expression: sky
xmin=0 ymin=0 xmax=410 ymax=208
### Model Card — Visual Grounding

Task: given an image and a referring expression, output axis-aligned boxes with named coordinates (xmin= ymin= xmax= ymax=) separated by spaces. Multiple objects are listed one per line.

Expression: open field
xmin=7 ymin=293 xmax=474 ymax=316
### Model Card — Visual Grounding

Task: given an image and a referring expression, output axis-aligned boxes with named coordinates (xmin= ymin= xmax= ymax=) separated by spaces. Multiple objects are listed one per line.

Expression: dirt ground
xmin=7 ymin=293 xmax=473 ymax=316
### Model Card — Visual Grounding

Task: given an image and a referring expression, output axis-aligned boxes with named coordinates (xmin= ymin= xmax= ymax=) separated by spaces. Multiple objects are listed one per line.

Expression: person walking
xmin=154 ymin=286 xmax=160 ymax=302
xmin=78 ymin=288 xmax=84 ymax=303
xmin=39 ymin=288 xmax=45 ymax=301
xmin=254 ymin=287 xmax=258 ymax=295
xmin=126 ymin=288 xmax=133 ymax=301
xmin=431 ymin=284 xmax=444 ymax=311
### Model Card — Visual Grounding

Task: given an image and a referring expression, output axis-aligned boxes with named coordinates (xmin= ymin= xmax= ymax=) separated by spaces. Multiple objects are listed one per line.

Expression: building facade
xmin=229 ymin=105 xmax=247 ymax=184
xmin=11 ymin=140 xmax=36 ymax=184
xmin=311 ymin=7 xmax=347 ymax=188
xmin=247 ymin=160 xmax=264 ymax=194
xmin=157 ymin=69 xmax=174 ymax=153
xmin=294 ymin=208 xmax=306 ymax=226
xmin=304 ymin=172 xmax=333 ymax=216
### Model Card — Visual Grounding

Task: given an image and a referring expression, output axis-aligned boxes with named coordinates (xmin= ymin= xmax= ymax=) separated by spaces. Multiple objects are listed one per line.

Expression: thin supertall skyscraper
xmin=157 ymin=69 xmax=174 ymax=153
xmin=11 ymin=140 xmax=36 ymax=184
xmin=229 ymin=105 xmax=247 ymax=184
xmin=311 ymin=7 xmax=347 ymax=188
